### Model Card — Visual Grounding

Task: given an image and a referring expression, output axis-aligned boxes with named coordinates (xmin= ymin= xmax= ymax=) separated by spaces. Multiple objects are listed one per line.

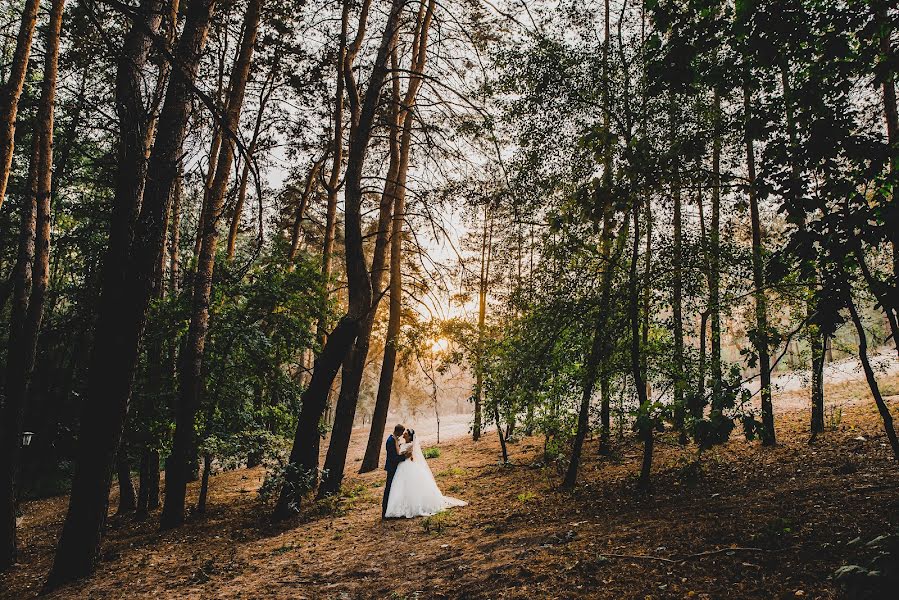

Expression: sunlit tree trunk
xmin=274 ymin=0 xmax=405 ymax=520
xmin=0 ymin=0 xmax=41 ymax=211
xmin=0 ymin=0 xmax=64 ymax=569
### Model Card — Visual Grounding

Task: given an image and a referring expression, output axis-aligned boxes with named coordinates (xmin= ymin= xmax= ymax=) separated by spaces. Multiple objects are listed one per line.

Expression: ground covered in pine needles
xmin=3 ymin=387 xmax=899 ymax=599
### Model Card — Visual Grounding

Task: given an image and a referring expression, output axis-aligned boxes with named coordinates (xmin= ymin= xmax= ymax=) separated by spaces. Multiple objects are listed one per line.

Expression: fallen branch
xmin=684 ymin=547 xmax=767 ymax=559
xmin=599 ymin=546 xmax=785 ymax=565
xmin=599 ymin=553 xmax=678 ymax=564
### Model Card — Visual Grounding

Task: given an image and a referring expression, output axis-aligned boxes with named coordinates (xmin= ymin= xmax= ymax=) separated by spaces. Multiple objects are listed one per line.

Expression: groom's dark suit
xmin=382 ymin=434 xmax=407 ymax=517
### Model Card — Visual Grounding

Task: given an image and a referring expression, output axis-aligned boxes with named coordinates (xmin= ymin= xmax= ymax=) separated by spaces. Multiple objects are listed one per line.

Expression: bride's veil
xmin=412 ymin=439 xmax=438 ymax=486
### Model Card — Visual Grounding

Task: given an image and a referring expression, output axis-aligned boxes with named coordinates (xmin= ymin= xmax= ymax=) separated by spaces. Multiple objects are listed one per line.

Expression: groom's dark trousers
xmin=382 ymin=434 xmax=407 ymax=517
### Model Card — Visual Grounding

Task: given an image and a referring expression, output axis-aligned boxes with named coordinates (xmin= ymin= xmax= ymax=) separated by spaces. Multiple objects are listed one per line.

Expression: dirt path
xmin=3 ymin=387 xmax=898 ymax=599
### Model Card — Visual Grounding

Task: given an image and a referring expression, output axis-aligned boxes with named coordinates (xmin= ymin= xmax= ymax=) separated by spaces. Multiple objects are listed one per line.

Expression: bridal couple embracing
xmin=381 ymin=424 xmax=466 ymax=519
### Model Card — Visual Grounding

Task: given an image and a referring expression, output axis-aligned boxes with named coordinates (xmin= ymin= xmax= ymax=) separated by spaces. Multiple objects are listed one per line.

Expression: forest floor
xmin=3 ymin=376 xmax=899 ymax=599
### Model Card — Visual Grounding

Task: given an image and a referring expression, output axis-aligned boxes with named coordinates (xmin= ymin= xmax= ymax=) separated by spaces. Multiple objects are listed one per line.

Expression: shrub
xmin=423 ymin=446 xmax=440 ymax=459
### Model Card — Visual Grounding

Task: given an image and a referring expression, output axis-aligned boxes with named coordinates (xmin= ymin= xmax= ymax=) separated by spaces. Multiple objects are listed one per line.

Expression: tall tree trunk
xmin=846 ymin=298 xmax=899 ymax=460
xmin=780 ymin=60 xmax=826 ymax=438
xmin=473 ymin=206 xmax=491 ymax=441
xmin=47 ymin=0 xmax=218 ymax=584
xmin=743 ymin=78 xmax=775 ymax=446
xmin=562 ymin=203 xmax=626 ymax=489
xmin=274 ymin=0 xmax=405 ymax=520
xmin=875 ymin=1 xmax=898 ymax=297
xmin=115 ymin=449 xmax=137 ymax=514
xmin=316 ymin=0 xmax=350 ymax=348
xmin=162 ymin=0 xmax=263 ymax=530
xmin=709 ymin=90 xmax=723 ymax=411
xmin=0 ymin=0 xmax=41 ymax=211
xmin=628 ymin=196 xmax=653 ymax=488
xmin=0 ymin=0 xmax=64 ymax=570
xmin=670 ymin=94 xmax=686 ymax=437
xmin=227 ymin=72 xmax=274 ymax=260
xmin=287 ymin=159 xmax=323 ymax=262
xmin=355 ymin=0 xmax=435 ymax=475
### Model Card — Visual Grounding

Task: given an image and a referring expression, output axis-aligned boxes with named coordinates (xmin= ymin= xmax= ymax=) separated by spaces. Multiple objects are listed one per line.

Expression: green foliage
xmin=421 ymin=512 xmax=453 ymax=534
xmin=423 ymin=446 xmax=440 ymax=459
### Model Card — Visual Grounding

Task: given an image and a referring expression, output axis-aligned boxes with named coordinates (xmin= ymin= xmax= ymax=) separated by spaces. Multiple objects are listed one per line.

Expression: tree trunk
xmin=562 ymin=205 xmax=626 ymax=489
xmin=116 ymin=451 xmax=137 ymax=514
xmin=48 ymin=0 xmax=218 ymax=584
xmin=287 ymin=159 xmax=323 ymax=262
xmin=473 ymin=206 xmax=492 ymax=441
xmin=162 ymin=0 xmax=263 ymax=530
xmin=274 ymin=0 xmax=405 ymax=518
xmin=353 ymin=2 xmax=434 ymax=475
xmin=629 ymin=196 xmax=653 ymax=489
xmin=196 ymin=454 xmax=212 ymax=513
xmin=743 ymin=78 xmax=775 ymax=446
xmin=0 ymin=0 xmax=64 ymax=569
xmin=670 ymin=94 xmax=686 ymax=437
xmin=709 ymin=90 xmax=723 ymax=410
xmin=780 ymin=60 xmax=826 ymax=438
xmin=273 ymin=316 xmax=359 ymax=520
xmin=0 ymin=0 xmax=41 ymax=211
xmin=875 ymin=1 xmax=899 ymax=298
xmin=847 ymin=298 xmax=899 ymax=460
xmin=227 ymin=73 xmax=274 ymax=261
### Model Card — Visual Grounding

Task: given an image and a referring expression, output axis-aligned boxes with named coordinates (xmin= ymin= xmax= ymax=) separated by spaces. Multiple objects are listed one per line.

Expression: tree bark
xmin=875 ymin=1 xmax=898 ymax=299
xmin=780 ymin=60 xmax=826 ymax=438
xmin=0 ymin=0 xmax=64 ymax=570
xmin=670 ymin=94 xmax=686 ymax=437
xmin=48 ymin=0 xmax=218 ymax=584
xmin=287 ymin=159 xmax=323 ymax=262
xmin=116 ymin=450 xmax=137 ymax=514
xmin=709 ymin=89 xmax=723 ymax=410
xmin=352 ymin=0 xmax=435 ymax=476
xmin=744 ymin=78 xmax=775 ymax=446
xmin=846 ymin=298 xmax=899 ymax=460
xmin=0 ymin=0 xmax=41 ymax=211
xmin=162 ymin=0 xmax=263 ymax=530
xmin=274 ymin=0 xmax=405 ymax=519
xmin=227 ymin=72 xmax=274 ymax=260
xmin=562 ymin=204 xmax=627 ymax=489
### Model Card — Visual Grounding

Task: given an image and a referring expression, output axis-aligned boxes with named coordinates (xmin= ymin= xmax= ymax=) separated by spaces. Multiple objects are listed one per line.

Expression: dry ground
xmin=2 ymin=383 xmax=899 ymax=599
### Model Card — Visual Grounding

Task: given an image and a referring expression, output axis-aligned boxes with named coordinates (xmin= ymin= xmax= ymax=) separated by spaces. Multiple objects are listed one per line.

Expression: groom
xmin=382 ymin=423 xmax=411 ymax=519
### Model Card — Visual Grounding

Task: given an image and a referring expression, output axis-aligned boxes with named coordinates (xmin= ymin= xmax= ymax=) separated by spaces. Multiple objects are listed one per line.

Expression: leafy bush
xmin=423 ymin=446 xmax=440 ymax=459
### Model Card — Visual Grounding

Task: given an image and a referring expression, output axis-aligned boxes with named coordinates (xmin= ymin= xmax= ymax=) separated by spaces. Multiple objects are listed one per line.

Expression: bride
xmin=384 ymin=429 xmax=467 ymax=518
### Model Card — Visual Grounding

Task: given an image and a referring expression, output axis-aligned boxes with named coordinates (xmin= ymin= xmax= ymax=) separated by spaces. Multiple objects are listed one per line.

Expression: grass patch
xmin=436 ymin=466 xmax=466 ymax=479
xmin=421 ymin=511 xmax=453 ymax=534
xmin=423 ymin=446 xmax=441 ymax=459
xmin=516 ymin=491 xmax=537 ymax=503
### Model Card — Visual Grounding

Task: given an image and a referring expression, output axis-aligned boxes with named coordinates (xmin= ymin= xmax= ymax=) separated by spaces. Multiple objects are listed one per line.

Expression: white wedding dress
xmin=384 ymin=440 xmax=467 ymax=518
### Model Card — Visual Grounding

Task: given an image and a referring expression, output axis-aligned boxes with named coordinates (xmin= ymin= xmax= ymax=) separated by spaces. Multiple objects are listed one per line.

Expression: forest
xmin=0 ymin=0 xmax=897 ymax=598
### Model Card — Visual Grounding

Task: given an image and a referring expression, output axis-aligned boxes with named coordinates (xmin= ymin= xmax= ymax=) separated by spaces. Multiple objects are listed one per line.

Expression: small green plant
xmin=436 ymin=466 xmax=465 ymax=478
xmin=826 ymin=405 xmax=843 ymax=431
xmin=517 ymin=491 xmax=536 ymax=503
xmin=421 ymin=511 xmax=453 ymax=534
xmin=423 ymin=446 xmax=441 ymax=459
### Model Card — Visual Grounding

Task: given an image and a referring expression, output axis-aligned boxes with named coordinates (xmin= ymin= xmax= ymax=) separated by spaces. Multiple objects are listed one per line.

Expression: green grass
xmin=516 ymin=491 xmax=537 ymax=503
xmin=436 ymin=466 xmax=466 ymax=479
xmin=423 ymin=446 xmax=441 ymax=459
xmin=421 ymin=511 xmax=453 ymax=534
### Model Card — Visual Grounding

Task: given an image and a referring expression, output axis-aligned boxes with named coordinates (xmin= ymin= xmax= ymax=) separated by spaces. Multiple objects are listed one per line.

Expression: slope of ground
xmin=2 ymin=386 xmax=898 ymax=599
